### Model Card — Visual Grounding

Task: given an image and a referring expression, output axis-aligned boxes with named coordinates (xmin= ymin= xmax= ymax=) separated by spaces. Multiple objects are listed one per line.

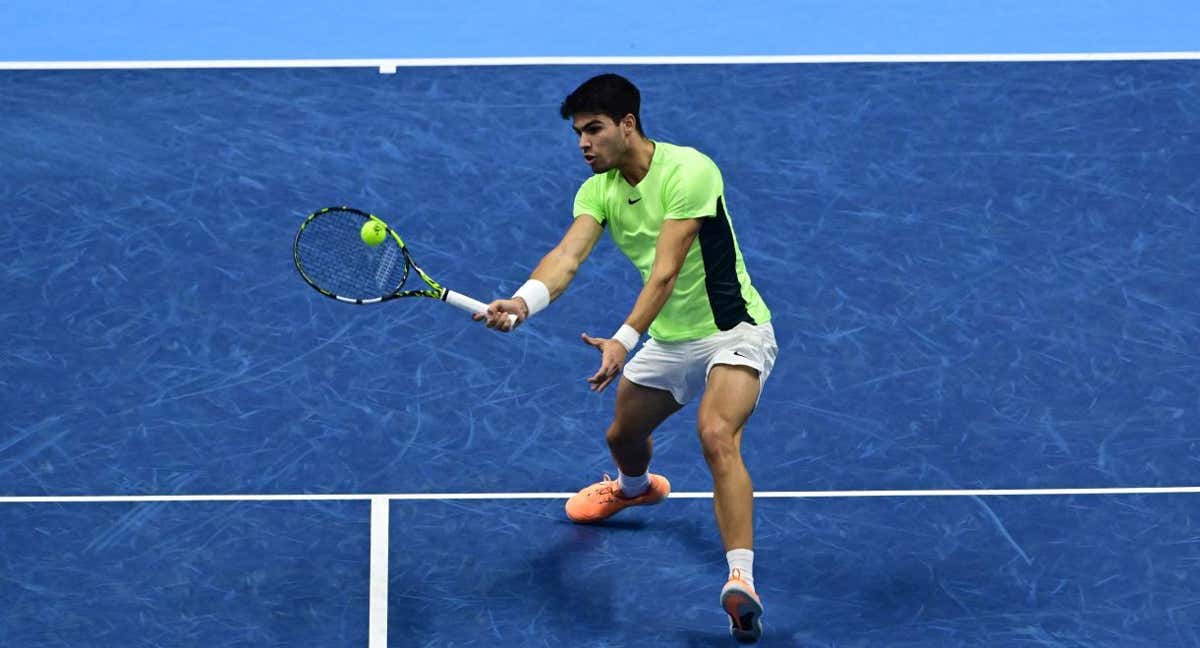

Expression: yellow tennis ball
xmin=360 ymin=220 xmax=387 ymax=246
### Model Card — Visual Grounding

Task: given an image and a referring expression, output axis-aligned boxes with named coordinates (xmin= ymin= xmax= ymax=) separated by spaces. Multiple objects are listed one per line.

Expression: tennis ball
xmin=361 ymin=220 xmax=387 ymax=246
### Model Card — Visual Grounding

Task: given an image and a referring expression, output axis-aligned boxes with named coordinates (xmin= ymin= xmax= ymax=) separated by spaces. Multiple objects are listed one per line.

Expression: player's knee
xmin=605 ymin=422 xmax=642 ymax=448
xmin=697 ymin=420 xmax=739 ymax=465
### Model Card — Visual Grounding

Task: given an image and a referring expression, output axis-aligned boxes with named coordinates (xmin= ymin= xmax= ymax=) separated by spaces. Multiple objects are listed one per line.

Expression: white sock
xmin=617 ymin=469 xmax=650 ymax=497
xmin=727 ymin=549 xmax=755 ymax=586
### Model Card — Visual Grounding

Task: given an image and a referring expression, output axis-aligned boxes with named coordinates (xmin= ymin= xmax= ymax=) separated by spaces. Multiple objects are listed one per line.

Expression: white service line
xmin=2 ymin=485 xmax=1199 ymax=504
xmin=1 ymin=52 xmax=1199 ymax=71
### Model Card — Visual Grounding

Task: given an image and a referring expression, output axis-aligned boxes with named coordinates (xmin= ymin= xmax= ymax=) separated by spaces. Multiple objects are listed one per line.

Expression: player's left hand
xmin=581 ymin=333 xmax=628 ymax=392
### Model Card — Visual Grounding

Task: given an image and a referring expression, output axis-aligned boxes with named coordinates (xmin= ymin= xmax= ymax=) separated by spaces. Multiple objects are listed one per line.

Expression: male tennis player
xmin=477 ymin=73 xmax=777 ymax=643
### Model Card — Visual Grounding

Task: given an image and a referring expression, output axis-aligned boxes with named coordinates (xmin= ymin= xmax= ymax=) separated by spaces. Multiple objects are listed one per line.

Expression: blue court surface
xmin=2 ymin=60 xmax=1199 ymax=646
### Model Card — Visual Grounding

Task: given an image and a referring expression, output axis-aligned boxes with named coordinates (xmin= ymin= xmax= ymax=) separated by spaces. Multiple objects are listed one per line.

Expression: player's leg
xmin=699 ymin=363 xmax=765 ymax=642
xmin=698 ymin=322 xmax=777 ymax=643
xmin=565 ymin=377 xmax=682 ymax=523
xmin=697 ymin=364 xmax=760 ymax=552
xmin=606 ymin=377 xmax=684 ymax=478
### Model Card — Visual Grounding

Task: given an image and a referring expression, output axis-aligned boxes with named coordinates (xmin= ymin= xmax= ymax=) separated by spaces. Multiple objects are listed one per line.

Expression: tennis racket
xmin=293 ymin=206 xmax=514 ymax=324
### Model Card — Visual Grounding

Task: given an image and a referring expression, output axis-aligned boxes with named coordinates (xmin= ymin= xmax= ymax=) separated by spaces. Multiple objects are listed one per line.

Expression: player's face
xmin=572 ymin=113 xmax=630 ymax=173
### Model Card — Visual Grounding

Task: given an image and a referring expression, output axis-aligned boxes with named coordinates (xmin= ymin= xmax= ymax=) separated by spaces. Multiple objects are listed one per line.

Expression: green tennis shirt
xmin=573 ymin=141 xmax=771 ymax=342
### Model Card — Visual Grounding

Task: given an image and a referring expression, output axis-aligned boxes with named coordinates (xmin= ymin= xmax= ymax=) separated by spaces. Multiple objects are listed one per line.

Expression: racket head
xmin=293 ymin=206 xmax=412 ymax=304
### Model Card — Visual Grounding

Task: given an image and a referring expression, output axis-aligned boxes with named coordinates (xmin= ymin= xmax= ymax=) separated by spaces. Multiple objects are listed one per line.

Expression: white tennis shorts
xmin=623 ymin=321 xmax=778 ymax=405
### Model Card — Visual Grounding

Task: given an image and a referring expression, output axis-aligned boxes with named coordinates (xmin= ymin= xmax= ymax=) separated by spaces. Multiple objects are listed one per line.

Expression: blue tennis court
xmin=3 ymin=4 xmax=1200 ymax=646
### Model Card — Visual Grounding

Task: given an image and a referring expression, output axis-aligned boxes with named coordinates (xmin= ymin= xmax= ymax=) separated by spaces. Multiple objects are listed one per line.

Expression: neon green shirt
xmin=573 ymin=141 xmax=771 ymax=342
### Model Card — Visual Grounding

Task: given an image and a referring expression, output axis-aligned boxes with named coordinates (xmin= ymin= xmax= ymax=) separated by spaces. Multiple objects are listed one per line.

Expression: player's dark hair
xmin=560 ymin=73 xmax=644 ymax=135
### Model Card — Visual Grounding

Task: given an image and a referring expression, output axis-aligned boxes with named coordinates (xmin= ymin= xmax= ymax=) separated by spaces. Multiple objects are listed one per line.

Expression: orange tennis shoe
xmin=564 ymin=473 xmax=671 ymax=523
xmin=721 ymin=569 xmax=764 ymax=643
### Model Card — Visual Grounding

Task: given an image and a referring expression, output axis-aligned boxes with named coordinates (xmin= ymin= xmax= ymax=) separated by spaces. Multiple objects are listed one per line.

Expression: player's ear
xmin=621 ymin=113 xmax=636 ymax=136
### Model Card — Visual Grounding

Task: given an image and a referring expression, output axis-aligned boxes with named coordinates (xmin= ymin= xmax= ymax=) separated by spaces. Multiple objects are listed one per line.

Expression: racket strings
xmin=295 ymin=213 xmax=410 ymax=300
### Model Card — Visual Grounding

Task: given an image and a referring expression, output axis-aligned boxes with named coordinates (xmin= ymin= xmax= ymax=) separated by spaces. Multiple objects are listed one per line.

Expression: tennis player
xmin=477 ymin=73 xmax=777 ymax=642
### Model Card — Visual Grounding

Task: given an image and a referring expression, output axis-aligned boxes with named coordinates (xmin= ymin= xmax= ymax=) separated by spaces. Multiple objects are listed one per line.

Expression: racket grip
xmin=444 ymin=290 xmax=518 ymax=325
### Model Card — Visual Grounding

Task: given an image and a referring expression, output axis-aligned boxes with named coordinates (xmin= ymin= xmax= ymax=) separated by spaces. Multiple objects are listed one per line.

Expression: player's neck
xmin=618 ymin=137 xmax=655 ymax=186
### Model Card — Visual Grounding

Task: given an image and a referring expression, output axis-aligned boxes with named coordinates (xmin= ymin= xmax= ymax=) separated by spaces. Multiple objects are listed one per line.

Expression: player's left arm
xmin=583 ymin=217 xmax=700 ymax=391
xmin=624 ymin=218 xmax=701 ymax=332
xmin=622 ymin=158 xmax=721 ymax=336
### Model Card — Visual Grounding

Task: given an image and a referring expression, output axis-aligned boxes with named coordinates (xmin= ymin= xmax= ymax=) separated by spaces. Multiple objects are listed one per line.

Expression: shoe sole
xmin=721 ymin=589 xmax=763 ymax=643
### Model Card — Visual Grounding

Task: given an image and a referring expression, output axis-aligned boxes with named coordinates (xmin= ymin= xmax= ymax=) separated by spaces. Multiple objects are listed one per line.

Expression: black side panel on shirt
xmin=698 ymin=196 xmax=755 ymax=330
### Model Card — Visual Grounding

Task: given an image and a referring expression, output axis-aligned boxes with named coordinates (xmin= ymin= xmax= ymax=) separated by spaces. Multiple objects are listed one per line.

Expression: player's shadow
xmin=491 ymin=512 xmax=739 ymax=642
xmin=487 ymin=520 xmax=637 ymax=635
xmin=679 ymin=630 xmax=739 ymax=647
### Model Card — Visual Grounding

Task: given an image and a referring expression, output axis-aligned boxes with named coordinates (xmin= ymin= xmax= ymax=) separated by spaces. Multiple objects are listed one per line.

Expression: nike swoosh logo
xmin=732 ymin=350 xmax=749 ymax=358
xmin=627 ymin=197 xmax=642 ymax=205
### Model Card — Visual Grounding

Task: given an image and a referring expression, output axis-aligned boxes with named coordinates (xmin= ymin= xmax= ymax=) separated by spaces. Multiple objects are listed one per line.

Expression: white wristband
xmin=512 ymin=279 xmax=550 ymax=317
xmin=611 ymin=324 xmax=640 ymax=352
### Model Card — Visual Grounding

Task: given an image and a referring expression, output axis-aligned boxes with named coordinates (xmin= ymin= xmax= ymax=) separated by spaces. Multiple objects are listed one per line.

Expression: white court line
xmin=2 ymin=485 xmax=1199 ymax=504
xmin=1 ymin=52 xmax=1200 ymax=71
xmin=368 ymin=497 xmax=389 ymax=648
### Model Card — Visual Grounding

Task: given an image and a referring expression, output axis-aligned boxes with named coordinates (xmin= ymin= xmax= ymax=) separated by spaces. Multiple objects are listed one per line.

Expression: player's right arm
xmin=478 ymin=215 xmax=604 ymax=331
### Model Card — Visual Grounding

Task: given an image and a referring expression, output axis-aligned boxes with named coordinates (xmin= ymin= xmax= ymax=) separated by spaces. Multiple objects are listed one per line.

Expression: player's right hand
xmin=476 ymin=298 xmax=527 ymax=332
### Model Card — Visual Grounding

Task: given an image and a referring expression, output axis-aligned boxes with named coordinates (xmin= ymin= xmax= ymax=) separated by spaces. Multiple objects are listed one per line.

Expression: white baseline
xmin=2 ymin=52 xmax=1200 ymax=71
xmin=2 ymin=485 xmax=1199 ymax=504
